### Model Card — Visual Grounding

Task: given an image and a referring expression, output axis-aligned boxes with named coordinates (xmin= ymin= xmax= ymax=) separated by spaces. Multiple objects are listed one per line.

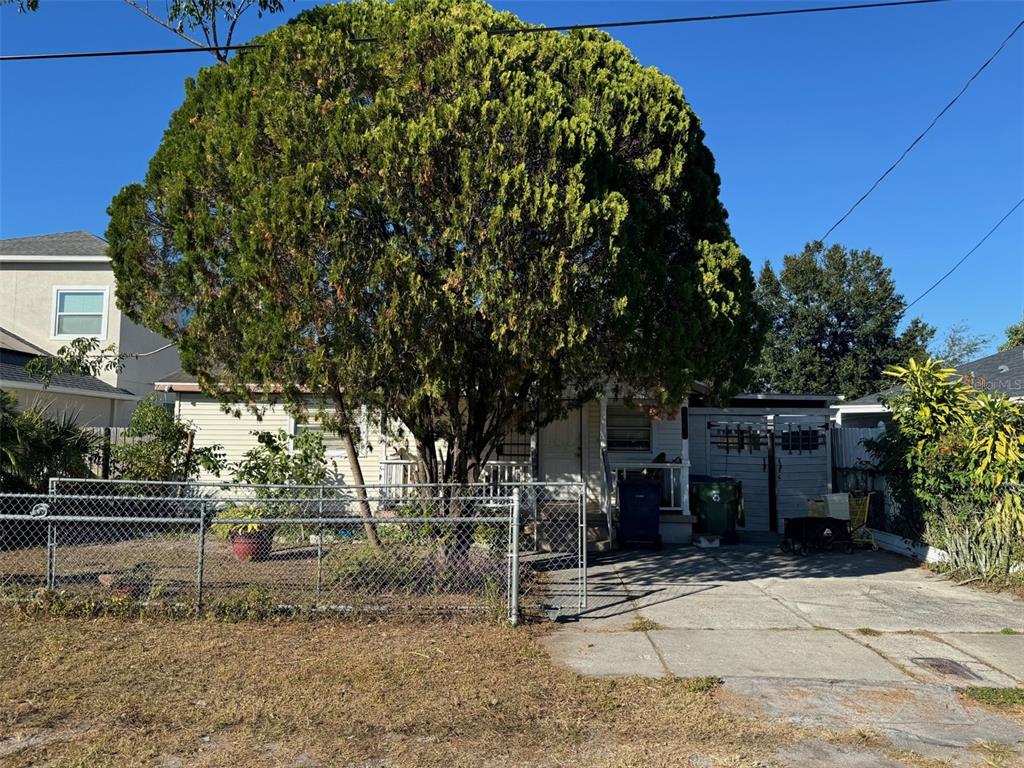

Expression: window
xmin=294 ymin=423 xmax=347 ymax=455
xmin=53 ymin=288 xmax=107 ymax=338
xmin=607 ymin=404 xmax=651 ymax=452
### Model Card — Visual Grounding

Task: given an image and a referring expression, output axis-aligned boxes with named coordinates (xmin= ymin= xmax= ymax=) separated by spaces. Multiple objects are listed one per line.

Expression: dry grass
xmin=0 ymin=611 xmax=813 ymax=768
xmin=626 ymin=616 xmax=664 ymax=632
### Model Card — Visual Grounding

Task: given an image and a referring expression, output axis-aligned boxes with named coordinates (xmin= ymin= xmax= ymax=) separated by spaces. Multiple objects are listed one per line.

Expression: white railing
xmin=611 ymin=462 xmax=687 ymax=512
xmin=481 ymin=460 xmax=532 ymax=486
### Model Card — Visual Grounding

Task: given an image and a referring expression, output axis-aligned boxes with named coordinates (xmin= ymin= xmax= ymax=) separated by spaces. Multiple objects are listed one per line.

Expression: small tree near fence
xmin=114 ymin=395 xmax=226 ymax=482
xmin=867 ymin=357 xmax=1024 ymax=578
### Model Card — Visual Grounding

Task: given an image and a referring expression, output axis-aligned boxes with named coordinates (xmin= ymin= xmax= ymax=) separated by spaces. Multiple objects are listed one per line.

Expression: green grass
xmin=999 ymin=628 xmax=1017 ymax=635
xmin=964 ymin=688 xmax=1024 ymax=708
xmin=856 ymin=628 xmax=882 ymax=637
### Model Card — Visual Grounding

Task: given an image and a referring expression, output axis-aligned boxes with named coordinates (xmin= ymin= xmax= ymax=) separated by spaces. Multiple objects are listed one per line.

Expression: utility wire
xmin=903 ymin=195 xmax=1024 ymax=311
xmin=820 ymin=17 xmax=1024 ymax=242
xmin=1 ymin=0 xmax=947 ymax=61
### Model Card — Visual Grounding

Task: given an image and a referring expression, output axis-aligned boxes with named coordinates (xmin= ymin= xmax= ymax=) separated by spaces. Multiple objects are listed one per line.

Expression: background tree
xmin=106 ymin=0 xmax=763 ymax=489
xmin=754 ymin=242 xmax=933 ymax=398
xmin=930 ymin=322 xmax=990 ymax=368
xmin=999 ymin=315 xmax=1024 ymax=351
xmin=2 ymin=0 xmax=292 ymax=62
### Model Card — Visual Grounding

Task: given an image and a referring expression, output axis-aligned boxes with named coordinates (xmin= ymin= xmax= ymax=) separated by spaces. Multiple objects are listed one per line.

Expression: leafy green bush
xmin=324 ymin=543 xmax=430 ymax=594
xmin=113 ymin=395 xmax=225 ymax=481
xmin=0 ymin=389 xmax=103 ymax=492
xmin=868 ymin=357 xmax=1024 ymax=575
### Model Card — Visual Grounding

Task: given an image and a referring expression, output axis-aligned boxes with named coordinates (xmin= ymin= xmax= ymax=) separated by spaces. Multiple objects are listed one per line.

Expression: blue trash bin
xmin=618 ymin=478 xmax=662 ymax=548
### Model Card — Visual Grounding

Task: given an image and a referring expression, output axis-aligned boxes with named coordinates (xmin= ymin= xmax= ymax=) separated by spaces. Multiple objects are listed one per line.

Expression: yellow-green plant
xmin=871 ymin=357 xmax=1024 ymax=568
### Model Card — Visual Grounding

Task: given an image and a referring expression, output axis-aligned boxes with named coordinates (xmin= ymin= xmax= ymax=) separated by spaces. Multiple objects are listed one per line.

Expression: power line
xmin=903 ymin=195 xmax=1024 ymax=311
xmin=0 ymin=0 xmax=947 ymax=62
xmin=0 ymin=44 xmax=261 ymax=61
xmin=488 ymin=0 xmax=947 ymax=35
xmin=820 ymin=17 xmax=1024 ymax=242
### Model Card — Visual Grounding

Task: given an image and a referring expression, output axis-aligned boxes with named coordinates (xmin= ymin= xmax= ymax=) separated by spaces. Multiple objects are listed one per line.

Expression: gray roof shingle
xmin=0 ymin=230 xmax=108 ymax=257
xmin=843 ymin=345 xmax=1024 ymax=407
xmin=0 ymin=326 xmax=133 ymax=398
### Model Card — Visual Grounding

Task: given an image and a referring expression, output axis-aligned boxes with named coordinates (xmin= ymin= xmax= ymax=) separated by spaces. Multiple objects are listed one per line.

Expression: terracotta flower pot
xmin=231 ymin=530 xmax=273 ymax=562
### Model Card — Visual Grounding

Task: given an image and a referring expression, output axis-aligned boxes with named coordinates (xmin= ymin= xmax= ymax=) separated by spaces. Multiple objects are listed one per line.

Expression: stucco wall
xmin=8 ymin=386 xmax=125 ymax=427
xmin=0 ymin=260 xmax=180 ymax=396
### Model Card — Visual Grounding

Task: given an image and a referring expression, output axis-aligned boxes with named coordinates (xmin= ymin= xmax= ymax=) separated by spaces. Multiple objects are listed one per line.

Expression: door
xmin=539 ymin=407 xmax=582 ymax=485
xmin=708 ymin=418 xmax=771 ymax=531
xmin=772 ymin=416 xmax=831 ymax=530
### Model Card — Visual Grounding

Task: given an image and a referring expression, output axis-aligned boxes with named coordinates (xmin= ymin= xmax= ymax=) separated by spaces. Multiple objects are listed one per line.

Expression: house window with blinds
xmin=607 ymin=404 xmax=651 ymax=452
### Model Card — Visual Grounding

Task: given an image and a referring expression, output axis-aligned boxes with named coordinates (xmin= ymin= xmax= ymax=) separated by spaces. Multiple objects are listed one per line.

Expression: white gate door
xmin=773 ymin=416 xmax=831 ymax=530
xmin=539 ymin=407 xmax=582 ymax=486
xmin=708 ymin=418 xmax=771 ymax=532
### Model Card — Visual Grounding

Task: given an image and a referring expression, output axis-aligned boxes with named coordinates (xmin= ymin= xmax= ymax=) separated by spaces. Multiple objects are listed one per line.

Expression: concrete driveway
xmin=543 ymin=545 xmax=1024 ymax=764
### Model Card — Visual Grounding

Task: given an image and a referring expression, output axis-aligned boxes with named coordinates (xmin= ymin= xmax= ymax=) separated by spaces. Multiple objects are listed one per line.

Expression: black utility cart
xmin=780 ymin=516 xmax=853 ymax=556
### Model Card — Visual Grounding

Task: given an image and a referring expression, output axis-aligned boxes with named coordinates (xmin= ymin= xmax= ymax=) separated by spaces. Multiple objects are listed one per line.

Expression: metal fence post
xmin=579 ymin=484 xmax=587 ymax=611
xmin=195 ymin=502 xmax=208 ymax=617
xmin=315 ymin=486 xmax=324 ymax=606
xmin=509 ymin=487 xmax=520 ymax=625
xmin=45 ymin=520 xmax=56 ymax=590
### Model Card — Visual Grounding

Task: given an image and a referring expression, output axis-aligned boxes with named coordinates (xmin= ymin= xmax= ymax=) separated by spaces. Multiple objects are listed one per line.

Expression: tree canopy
xmin=930 ymin=322 xmax=990 ymax=368
xmin=754 ymin=242 xmax=933 ymax=399
xmin=999 ymin=315 xmax=1024 ymax=352
xmin=107 ymin=0 xmax=763 ymax=482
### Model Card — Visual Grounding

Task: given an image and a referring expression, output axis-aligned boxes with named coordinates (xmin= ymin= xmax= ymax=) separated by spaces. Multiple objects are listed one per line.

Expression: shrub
xmin=113 ymin=395 xmax=225 ymax=481
xmin=869 ymin=357 xmax=1024 ymax=576
xmin=0 ymin=389 xmax=103 ymax=492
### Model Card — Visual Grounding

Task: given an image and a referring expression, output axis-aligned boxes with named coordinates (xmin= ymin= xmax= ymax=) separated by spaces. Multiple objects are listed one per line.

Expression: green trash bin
xmin=690 ymin=476 xmax=744 ymax=544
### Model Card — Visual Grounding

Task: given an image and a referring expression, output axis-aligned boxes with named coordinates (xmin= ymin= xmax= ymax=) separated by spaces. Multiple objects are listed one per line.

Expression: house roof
xmin=0 ymin=231 xmax=109 ymax=260
xmin=0 ymin=327 xmax=135 ymax=400
xmin=0 ymin=328 xmax=48 ymax=356
xmin=958 ymin=345 xmax=1024 ymax=399
xmin=838 ymin=345 xmax=1024 ymax=410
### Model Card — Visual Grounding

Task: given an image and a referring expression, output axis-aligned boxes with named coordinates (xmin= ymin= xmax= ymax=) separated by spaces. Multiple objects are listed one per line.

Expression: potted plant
xmin=216 ymin=505 xmax=274 ymax=562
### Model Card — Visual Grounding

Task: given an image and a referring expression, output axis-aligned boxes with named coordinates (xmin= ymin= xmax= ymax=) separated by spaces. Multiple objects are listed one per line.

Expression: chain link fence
xmin=1 ymin=480 xmax=586 ymax=622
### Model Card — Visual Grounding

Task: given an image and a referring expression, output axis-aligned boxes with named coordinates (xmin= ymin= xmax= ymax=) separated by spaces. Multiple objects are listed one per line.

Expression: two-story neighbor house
xmin=0 ymin=231 xmax=180 ymax=427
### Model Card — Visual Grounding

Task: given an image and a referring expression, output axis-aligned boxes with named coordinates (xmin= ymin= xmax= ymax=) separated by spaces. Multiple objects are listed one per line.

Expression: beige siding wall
xmin=176 ymin=395 xmax=396 ymax=485
xmin=176 ymin=396 xmax=292 ymax=481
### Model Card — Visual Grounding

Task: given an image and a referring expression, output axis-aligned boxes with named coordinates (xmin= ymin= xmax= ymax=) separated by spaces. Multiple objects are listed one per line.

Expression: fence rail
xmin=2 ymin=480 xmax=586 ymax=623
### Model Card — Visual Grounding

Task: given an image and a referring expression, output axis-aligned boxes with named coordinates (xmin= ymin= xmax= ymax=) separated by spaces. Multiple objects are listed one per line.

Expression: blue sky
xmin=2 ymin=0 xmax=1022 ymax=352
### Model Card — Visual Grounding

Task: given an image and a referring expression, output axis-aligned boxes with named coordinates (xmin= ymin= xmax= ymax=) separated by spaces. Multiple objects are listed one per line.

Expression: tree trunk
xmin=340 ymin=429 xmax=382 ymax=549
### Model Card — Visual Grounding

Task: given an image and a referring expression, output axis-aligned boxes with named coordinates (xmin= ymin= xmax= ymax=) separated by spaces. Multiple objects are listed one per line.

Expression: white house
xmin=154 ymin=370 xmax=694 ymax=548
xmin=0 ymin=231 xmax=181 ymax=427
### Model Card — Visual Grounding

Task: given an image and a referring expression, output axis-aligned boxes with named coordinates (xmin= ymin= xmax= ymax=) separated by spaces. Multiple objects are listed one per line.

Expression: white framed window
xmin=607 ymin=404 xmax=651 ymax=453
xmin=52 ymin=287 xmax=109 ymax=339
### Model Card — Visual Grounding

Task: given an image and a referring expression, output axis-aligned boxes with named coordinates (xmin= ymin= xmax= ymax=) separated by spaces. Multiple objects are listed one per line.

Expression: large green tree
xmin=107 ymin=0 xmax=763 ymax=485
xmin=754 ymin=242 xmax=933 ymax=398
